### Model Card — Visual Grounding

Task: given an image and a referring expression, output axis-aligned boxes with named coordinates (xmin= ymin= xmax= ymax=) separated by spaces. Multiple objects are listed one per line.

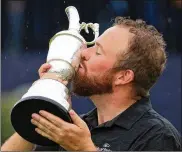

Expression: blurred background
xmin=1 ymin=0 xmax=182 ymax=144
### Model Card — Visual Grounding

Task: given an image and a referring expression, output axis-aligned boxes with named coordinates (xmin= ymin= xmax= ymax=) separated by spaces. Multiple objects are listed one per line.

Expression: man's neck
xmin=89 ymin=90 xmax=138 ymax=125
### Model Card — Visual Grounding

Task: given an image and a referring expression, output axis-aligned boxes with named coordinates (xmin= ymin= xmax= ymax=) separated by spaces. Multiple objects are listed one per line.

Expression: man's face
xmin=72 ymin=25 xmax=132 ymax=96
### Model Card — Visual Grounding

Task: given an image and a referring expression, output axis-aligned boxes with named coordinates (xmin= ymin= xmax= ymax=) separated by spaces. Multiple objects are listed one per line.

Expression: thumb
xmin=69 ymin=110 xmax=87 ymax=128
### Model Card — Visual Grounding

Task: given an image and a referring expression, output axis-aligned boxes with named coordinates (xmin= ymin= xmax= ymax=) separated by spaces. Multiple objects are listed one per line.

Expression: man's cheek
xmin=89 ymin=63 xmax=109 ymax=73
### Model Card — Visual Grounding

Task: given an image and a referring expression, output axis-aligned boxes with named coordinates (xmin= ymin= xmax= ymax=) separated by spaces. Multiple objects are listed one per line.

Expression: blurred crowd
xmin=2 ymin=0 xmax=182 ymax=54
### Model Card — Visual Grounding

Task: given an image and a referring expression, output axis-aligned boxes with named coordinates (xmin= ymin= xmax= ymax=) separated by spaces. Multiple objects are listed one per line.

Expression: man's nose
xmin=80 ymin=47 xmax=91 ymax=61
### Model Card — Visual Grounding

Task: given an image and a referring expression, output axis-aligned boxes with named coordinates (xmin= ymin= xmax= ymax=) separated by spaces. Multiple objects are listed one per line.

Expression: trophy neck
xmin=49 ymin=30 xmax=86 ymax=47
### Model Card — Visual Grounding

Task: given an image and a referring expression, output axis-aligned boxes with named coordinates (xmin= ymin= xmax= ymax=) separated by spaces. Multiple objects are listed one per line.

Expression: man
xmin=1 ymin=17 xmax=181 ymax=151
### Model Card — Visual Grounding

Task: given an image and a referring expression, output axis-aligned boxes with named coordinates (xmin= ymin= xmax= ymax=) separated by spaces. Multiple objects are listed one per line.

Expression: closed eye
xmin=95 ymin=46 xmax=102 ymax=55
xmin=96 ymin=51 xmax=101 ymax=55
xmin=95 ymin=41 xmax=105 ymax=55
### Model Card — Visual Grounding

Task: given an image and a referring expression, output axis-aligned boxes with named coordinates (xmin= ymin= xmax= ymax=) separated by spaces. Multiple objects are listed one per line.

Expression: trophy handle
xmin=80 ymin=22 xmax=99 ymax=45
xmin=65 ymin=6 xmax=80 ymax=31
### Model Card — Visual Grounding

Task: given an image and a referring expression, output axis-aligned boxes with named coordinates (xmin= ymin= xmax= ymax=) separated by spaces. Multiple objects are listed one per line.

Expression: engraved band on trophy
xmin=10 ymin=6 xmax=99 ymax=146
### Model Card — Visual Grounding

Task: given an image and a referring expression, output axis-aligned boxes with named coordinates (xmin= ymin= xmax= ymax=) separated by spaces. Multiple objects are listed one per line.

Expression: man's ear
xmin=114 ymin=70 xmax=134 ymax=86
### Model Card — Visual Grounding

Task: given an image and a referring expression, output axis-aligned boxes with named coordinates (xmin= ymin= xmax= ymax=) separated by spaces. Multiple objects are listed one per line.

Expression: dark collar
xmin=82 ymin=108 xmax=98 ymax=130
xmin=83 ymin=97 xmax=152 ymax=130
xmin=106 ymin=97 xmax=152 ymax=129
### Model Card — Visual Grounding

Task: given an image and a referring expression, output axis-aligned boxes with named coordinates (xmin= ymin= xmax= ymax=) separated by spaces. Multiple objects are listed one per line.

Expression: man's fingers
xmin=31 ymin=113 xmax=58 ymax=136
xmin=35 ymin=127 xmax=54 ymax=142
xmin=38 ymin=63 xmax=51 ymax=77
xmin=69 ymin=110 xmax=87 ymax=128
xmin=39 ymin=110 xmax=70 ymax=128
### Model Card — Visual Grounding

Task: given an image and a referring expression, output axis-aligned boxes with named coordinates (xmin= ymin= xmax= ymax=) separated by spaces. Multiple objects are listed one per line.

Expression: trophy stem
xmin=47 ymin=59 xmax=75 ymax=81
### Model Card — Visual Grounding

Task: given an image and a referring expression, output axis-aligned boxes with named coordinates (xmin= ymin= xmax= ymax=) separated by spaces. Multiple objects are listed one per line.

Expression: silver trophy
xmin=11 ymin=6 xmax=99 ymax=146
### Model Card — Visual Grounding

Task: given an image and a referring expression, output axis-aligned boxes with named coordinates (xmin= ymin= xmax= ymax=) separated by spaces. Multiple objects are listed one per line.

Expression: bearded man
xmin=1 ymin=17 xmax=181 ymax=151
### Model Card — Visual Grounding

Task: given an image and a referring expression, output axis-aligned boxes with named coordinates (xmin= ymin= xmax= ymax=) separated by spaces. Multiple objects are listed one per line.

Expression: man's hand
xmin=38 ymin=63 xmax=68 ymax=85
xmin=31 ymin=110 xmax=97 ymax=151
xmin=38 ymin=63 xmax=52 ymax=78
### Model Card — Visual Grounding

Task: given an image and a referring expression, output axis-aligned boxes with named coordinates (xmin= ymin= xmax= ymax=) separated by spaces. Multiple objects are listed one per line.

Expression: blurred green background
xmin=1 ymin=85 xmax=31 ymax=145
xmin=2 ymin=92 xmax=17 ymax=144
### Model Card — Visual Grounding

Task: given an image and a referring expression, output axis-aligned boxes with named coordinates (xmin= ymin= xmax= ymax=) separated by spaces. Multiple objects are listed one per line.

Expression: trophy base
xmin=11 ymin=96 xmax=72 ymax=146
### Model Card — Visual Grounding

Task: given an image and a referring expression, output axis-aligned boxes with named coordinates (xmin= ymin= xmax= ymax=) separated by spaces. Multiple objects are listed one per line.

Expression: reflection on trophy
xmin=11 ymin=6 xmax=99 ymax=146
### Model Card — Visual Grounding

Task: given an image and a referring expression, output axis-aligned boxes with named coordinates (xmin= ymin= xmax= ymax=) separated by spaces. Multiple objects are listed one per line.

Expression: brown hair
xmin=113 ymin=17 xmax=167 ymax=97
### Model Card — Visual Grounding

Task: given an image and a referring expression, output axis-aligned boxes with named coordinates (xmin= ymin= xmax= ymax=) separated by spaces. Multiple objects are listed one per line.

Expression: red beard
xmin=71 ymin=69 xmax=116 ymax=97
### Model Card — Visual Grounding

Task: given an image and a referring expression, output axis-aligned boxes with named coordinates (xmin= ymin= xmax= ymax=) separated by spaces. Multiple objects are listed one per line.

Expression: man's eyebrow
xmin=95 ymin=41 xmax=106 ymax=54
